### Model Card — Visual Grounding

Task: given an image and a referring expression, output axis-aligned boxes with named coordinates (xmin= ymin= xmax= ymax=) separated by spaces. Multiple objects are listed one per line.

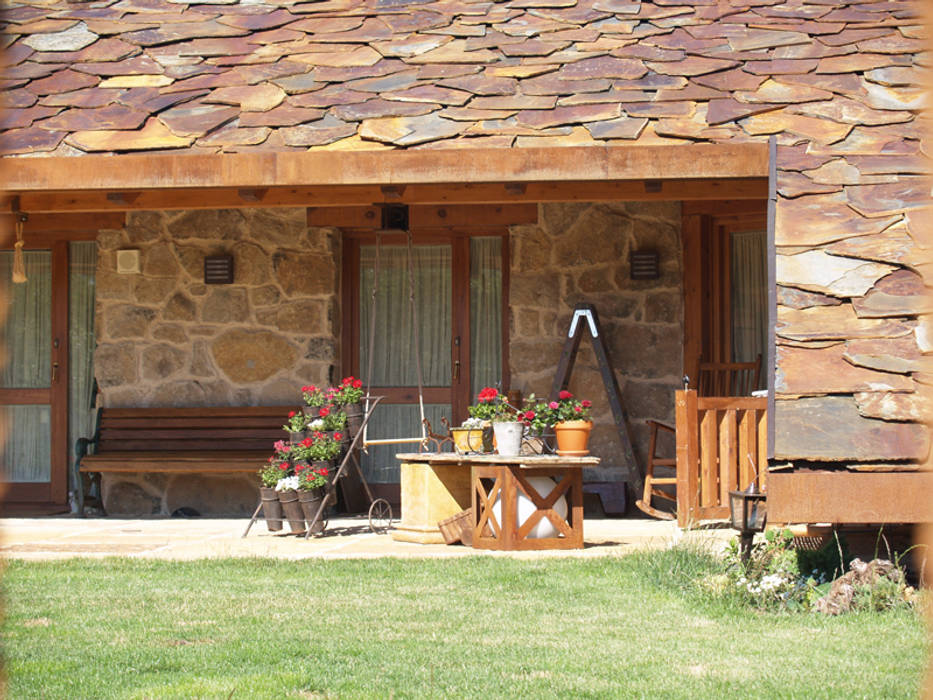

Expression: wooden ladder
xmin=550 ymin=303 xmax=643 ymax=496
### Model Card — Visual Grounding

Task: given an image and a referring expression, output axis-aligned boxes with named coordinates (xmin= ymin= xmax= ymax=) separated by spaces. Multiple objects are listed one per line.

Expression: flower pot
xmin=298 ymin=488 xmax=326 ymax=535
xmin=287 ymin=430 xmax=305 ymax=443
xmin=524 ymin=431 xmax=556 ymax=455
xmin=302 ymin=406 xmax=322 ymax=418
xmin=277 ymin=489 xmax=306 ymax=533
xmin=554 ymin=420 xmax=592 ymax=456
xmin=260 ymin=486 xmax=283 ymax=532
xmin=451 ymin=427 xmax=492 ymax=454
xmin=493 ymin=421 xmax=524 ymax=457
xmin=344 ymin=402 xmax=363 ymax=438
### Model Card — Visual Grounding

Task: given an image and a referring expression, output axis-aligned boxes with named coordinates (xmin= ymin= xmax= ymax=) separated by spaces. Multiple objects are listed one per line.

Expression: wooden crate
xmin=438 ymin=508 xmax=473 ymax=546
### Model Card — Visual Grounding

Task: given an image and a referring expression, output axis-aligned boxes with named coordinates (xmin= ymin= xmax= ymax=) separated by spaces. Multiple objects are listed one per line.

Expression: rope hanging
xmin=12 ymin=216 xmax=27 ymax=284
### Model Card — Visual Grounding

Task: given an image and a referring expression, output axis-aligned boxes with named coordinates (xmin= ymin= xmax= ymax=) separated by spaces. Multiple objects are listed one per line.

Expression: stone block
xmin=95 ymin=271 xmax=132 ymax=299
xmin=95 ymin=342 xmax=138 ymax=388
xmin=164 ymin=292 xmax=197 ymax=321
xmin=776 ymin=344 xmax=913 ymax=395
xmin=134 ymin=276 xmax=176 ymax=304
xmin=232 ymin=242 xmax=272 ymax=285
xmin=190 ymin=341 xmax=214 ymax=377
xmin=103 ymin=477 xmax=161 ymax=516
xmin=258 ymin=378 xmax=303 ymax=405
xmin=553 ymin=207 xmax=629 ymax=266
xmin=141 ymin=344 xmax=186 ymax=381
xmin=167 ymin=209 xmax=246 ymax=241
xmin=513 ymin=229 xmax=552 ymax=269
xmin=152 ymin=324 xmax=188 ymax=344
xmin=250 ymin=285 xmax=281 ymax=307
xmin=607 ymin=322 xmax=682 ymax=378
xmin=510 ymin=338 xmax=564 ymax=374
xmin=304 ymin=336 xmax=336 ymax=361
xmin=105 ymin=305 xmax=155 ymax=339
xmin=515 ymin=308 xmax=540 ymax=337
xmin=510 ymin=270 xmax=561 ymax=308
xmin=274 ymin=253 xmax=337 ymax=297
xmin=142 ymin=244 xmax=179 ymax=278
xmin=202 ymin=287 xmax=250 ymax=323
xmin=777 ymin=286 xmax=842 ymax=310
xmin=165 ymin=475 xmax=259 ymax=516
xmin=175 ymin=246 xmax=204 ymax=280
xmin=212 ymin=329 xmax=298 ymax=383
xmin=540 ymin=202 xmax=589 ymax=236
xmin=97 ymin=229 xmax=128 ymax=250
xmin=855 ymin=391 xmax=932 ymax=422
xmin=644 ymin=291 xmax=681 ymax=323
xmin=576 ymin=265 xmax=614 ymax=294
xmin=853 ymin=269 xmax=933 ymax=318
xmin=777 ymin=250 xmax=896 ymax=297
xmin=777 ymin=304 xmax=914 ymax=341
xmin=844 ymin=337 xmax=924 ymax=374
xmin=249 ymin=208 xmax=308 ymax=248
xmin=774 ymin=396 xmax=929 ymax=461
xmin=275 ymin=300 xmax=329 ymax=334
xmin=125 ymin=211 xmax=164 ymax=244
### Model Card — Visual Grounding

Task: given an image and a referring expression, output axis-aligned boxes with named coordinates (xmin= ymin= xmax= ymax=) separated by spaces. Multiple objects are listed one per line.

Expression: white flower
xmin=308 ymin=418 xmax=325 ymax=430
xmin=275 ymin=476 xmax=299 ymax=492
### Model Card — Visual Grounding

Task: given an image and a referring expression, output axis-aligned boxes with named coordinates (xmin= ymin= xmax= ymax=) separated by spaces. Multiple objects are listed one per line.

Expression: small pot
xmin=298 ymin=488 xmax=326 ymax=535
xmin=554 ymin=420 xmax=592 ymax=456
xmin=451 ymin=427 xmax=491 ymax=454
xmin=277 ymin=489 xmax=306 ymax=533
xmin=492 ymin=421 xmax=524 ymax=457
xmin=287 ymin=430 xmax=306 ymax=443
xmin=302 ymin=406 xmax=322 ymax=418
xmin=260 ymin=486 xmax=283 ymax=532
xmin=344 ymin=402 xmax=363 ymax=438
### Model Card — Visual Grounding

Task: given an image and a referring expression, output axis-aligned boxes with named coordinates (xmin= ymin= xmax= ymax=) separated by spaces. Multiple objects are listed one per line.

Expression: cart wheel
xmin=368 ymin=498 xmax=393 ymax=533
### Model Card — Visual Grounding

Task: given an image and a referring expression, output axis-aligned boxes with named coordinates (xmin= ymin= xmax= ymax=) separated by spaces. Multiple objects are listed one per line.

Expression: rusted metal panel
xmin=768 ymin=470 xmax=933 ymax=524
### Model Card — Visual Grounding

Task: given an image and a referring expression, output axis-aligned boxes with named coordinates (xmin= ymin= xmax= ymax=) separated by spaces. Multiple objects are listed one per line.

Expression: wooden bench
xmin=75 ymin=406 xmax=289 ymax=514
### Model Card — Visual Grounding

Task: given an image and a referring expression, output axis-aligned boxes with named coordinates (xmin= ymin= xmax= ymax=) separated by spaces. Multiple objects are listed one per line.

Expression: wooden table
xmin=394 ymin=453 xmax=599 ymax=550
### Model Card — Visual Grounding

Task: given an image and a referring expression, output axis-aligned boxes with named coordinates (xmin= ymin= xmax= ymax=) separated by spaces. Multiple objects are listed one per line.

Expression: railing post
xmin=675 ymin=389 xmax=699 ymax=528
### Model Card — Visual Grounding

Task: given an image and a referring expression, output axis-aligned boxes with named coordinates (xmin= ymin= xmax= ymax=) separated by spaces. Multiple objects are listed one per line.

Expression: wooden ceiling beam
xmin=307 ymin=204 xmax=539 ymax=229
xmin=13 ymin=178 xmax=767 ymax=214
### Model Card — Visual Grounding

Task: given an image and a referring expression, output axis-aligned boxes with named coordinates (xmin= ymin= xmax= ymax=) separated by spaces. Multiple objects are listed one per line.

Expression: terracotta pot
xmin=298 ymin=488 xmax=326 ymax=535
xmin=260 ymin=486 xmax=283 ymax=532
xmin=277 ymin=489 xmax=306 ymax=533
xmin=554 ymin=420 xmax=592 ymax=456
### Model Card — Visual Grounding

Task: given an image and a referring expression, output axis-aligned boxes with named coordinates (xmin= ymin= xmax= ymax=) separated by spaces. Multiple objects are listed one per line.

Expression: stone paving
xmin=0 ymin=515 xmax=736 ymax=561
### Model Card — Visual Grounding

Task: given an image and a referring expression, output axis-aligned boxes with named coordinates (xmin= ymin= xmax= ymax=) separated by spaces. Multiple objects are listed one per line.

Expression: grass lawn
xmin=2 ymin=549 xmax=928 ymax=699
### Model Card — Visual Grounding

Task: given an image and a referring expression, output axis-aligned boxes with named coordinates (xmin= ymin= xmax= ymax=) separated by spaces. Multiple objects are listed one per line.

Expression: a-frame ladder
xmin=550 ymin=303 xmax=643 ymax=495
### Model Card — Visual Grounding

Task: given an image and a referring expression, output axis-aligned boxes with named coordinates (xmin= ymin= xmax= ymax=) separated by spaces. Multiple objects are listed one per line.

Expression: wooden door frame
xmin=682 ymin=201 xmax=768 ymax=386
xmin=340 ymin=228 xmax=510 ymax=427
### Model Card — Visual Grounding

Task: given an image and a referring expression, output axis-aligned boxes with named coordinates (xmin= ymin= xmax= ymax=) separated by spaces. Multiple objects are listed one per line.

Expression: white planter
xmin=493 ymin=421 xmax=524 ymax=457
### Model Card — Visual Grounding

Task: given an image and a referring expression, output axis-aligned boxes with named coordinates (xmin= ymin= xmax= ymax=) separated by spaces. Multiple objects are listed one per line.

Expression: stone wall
xmin=94 ymin=207 xmax=339 ymax=515
xmin=509 ymin=201 xmax=683 ymax=482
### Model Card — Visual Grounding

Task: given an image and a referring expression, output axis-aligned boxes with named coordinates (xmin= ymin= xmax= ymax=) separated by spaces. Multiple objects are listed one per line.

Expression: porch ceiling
xmin=1 ymin=143 xmax=768 ymax=213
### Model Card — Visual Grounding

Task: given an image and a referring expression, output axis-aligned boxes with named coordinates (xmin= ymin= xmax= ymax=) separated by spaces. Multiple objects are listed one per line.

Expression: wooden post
xmin=675 ymin=390 xmax=699 ymax=528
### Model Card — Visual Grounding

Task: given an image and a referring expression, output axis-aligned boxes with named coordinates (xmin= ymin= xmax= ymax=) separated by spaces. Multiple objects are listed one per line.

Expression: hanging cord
xmin=406 ymin=227 xmax=427 ymax=448
xmin=362 ymin=231 xmax=382 ymax=453
xmin=12 ymin=215 xmax=27 ymax=284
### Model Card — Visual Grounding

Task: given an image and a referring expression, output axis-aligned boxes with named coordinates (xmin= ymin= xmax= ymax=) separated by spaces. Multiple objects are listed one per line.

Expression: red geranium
xmin=559 ymin=390 xmax=572 ymax=400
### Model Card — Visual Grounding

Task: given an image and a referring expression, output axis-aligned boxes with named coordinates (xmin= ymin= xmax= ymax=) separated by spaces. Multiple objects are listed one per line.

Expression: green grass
xmin=2 ymin=549 xmax=928 ymax=699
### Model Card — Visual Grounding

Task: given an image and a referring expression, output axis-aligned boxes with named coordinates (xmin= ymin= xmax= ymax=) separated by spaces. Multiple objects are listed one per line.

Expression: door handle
xmin=453 ymin=360 xmax=460 ymax=381
xmin=52 ymin=361 xmax=59 ymax=383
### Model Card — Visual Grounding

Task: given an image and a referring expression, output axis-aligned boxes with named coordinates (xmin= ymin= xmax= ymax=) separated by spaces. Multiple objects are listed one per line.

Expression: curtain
xmin=69 ymin=242 xmax=97 ymax=491
xmin=360 ymin=244 xmax=451 ymax=387
xmin=731 ymin=230 xmax=767 ymax=388
xmin=0 ymin=251 xmax=52 ymax=482
xmin=470 ymin=237 xmax=502 ymax=399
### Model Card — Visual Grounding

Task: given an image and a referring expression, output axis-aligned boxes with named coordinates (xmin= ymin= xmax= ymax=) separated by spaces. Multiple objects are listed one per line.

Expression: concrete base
xmin=390 ymin=461 xmax=471 ymax=545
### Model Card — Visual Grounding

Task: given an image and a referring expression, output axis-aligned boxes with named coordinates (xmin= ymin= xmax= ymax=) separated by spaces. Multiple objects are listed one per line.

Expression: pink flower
xmin=559 ymin=390 xmax=572 ymax=400
xmin=524 ymin=410 xmax=535 ymax=420
xmin=581 ymin=400 xmax=592 ymax=408
xmin=549 ymin=401 xmax=559 ymax=410
xmin=574 ymin=405 xmax=582 ymax=413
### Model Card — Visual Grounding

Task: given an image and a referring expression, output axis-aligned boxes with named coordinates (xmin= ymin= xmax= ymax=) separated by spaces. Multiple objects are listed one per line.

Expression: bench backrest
xmin=96 ymin=406 xmax=290 ymax=452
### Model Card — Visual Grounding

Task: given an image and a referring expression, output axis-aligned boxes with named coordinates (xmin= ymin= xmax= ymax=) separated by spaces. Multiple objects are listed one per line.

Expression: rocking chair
xmin=636 ymin=355 xmax=762 ymax=520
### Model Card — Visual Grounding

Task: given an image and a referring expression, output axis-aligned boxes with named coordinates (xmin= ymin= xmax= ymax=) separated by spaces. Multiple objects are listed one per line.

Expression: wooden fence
xmin=674 ymin=390 xmax=768 ymax=528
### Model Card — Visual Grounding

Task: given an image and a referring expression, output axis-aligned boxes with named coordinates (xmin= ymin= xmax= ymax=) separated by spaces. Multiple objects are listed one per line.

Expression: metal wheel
xmin=368 ymin=498 xmax=393 ymax=533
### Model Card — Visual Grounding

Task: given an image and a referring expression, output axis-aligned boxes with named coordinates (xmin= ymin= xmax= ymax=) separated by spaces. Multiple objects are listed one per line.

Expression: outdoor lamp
xmin=728 ymin=483 xmax=767 ymax=561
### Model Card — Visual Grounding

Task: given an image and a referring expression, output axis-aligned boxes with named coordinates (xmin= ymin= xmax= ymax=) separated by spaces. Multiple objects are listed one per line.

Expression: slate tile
xmin=777 ymin=171 xmax=843 ymax=197
xmin=345 ymin=70 xmax=422 ymax=94
xmin=858 ymin=82 xmax=925 ymax=112
xmin=853 ymin=269 xmax=933 ymax=318
xmin=333 ymin=98 xmax=438 ymax=121
xmin=515 ymin=102 xmax=621 ymax=129
xmin=293 ymin=46 xmax=383 ymax=68
xmin=37 ymin=103 xmax=148 ymax=131
xmin=846 ymin=179 xmax=930 ymax=218
xmin=745 ymin=19 xmax=846 ymax=36
xmin=645 ymin=27 xmax=728 ymax=53
xmin=522 ymin=49 xmax=610 ymax=67
xmin=197 ymin=123 xmax=270 ymax=147
xmin=501 ymin=39 xmax=570 ymax=57
xmin=818 ymin=27 xmax=895 ymax=47
xmin=847 ymin=154 xmax=929 ymax=176
xmin=132 ymin=88 xmax=210 ymax=113
xmin=72 ymin=56 xmax=166 ymax=77
xmin=730 ymin=29 xmax=812 ymax=52
xmin=741 ymin=110 xmax=854 ymax=146
xmin=360 ymin=113 xmax=465 ymax=146
xmin=0 ymin=6 xmax=51 ymax=24
xmin=159 ymin=71 xmax=247 ymax=95
xmin=772 ymin=43 xmax=855 ymax=60
xmin=307 ymin=18 xmax=394 ymax=44
xmin=373 ymin=35 xmax=452 ymax=58
xmin=611 ymin=74 xmax=688 ymax=90
xmin=82 ymin=19 xmax=162 ymax=36
xmin=272 ymin=72 xmax=324 ymax=95
xmin=437 ymin=73 xmax=516 ymax=96
xmin=796 ymin=97 xmax=913 ymax=126
xmin=514 ymin=125 xmax=600 ymax=147
xmin=646 ymin=55 xmax=739 ymax=76
xmin=172 ymin=37 xmax=258 ymax=58
xmin=381 ymin=11 xmax=450 ymax=34
xmin=592 ymin=0 xmax=642 ymax=12
xmin=216 ymin=8 xmax=296 ymax=31
xmin=772 ymin=72 xmax=863 ymax=96
xmin=776 ymin=191 xmax=900 ymax=246
xmin=231 ymin=61 xmax=311 ymax=87
xmin=610 ymin=44 xmax=685 ymax=62
xmin=654 ymin=82 xmax=724 ymax=101
xmin=0 ymin=105 xmax=62 ymax=130
xmin=417 ymin=65 xmax=484 ymax=80
xmin=736 ymin=79 xmax=834 ymax=105
xmin=0 ymin=125 xmax=65 ymax=154
xmin=16 ymin=19 xmax=81 ymax=36
xmin=776 ymin=144 xmax=835 ymax=172
xmin=0 ymin=88 xmax=38 ymax=109
xmin=288 ymin=86 xmax=374 ymax=108
xmin=583 ymin=115 xmax=647 ymax=140
xmin=488 ymin=64 xmax=555 ymax=78
xmin=437 ymin=106 xmax=518 ymax=121
xmin=559 ymin=56 xmax=647 ymax=80
xmin=743 ymin=59 xmax=819 ymax=75
xmin=423 ymin=21 xmax=488 ymax=38
xmin=99 ymin=75 xmax=173 ymax=88
xmin=32 ymin=37 xmax=141 ymax=66
xmin=463 ymin=117 xmax=572 ymax=137
xmin=404 ymin=39 xmax=499 ymax=64
xmin=122 ymin=21 xmax=247 ymax=48
xmin=467 ymin=94 xmax=557 ymax=110
xmin=383 ymin=85 xmax=471 ymax=106
xmin=865 ymin=66 xmax=917 ymax=87
xmin=816 ymin=53 xmax=899 ymax=74
xmin=588 ymin=17 xmax=639 ymax=35
xmin=159 ymin=101 xmax=239 ymax=136
xmin=414 ymin=135 xmax=515 ymax=150
xmin=557 ymin=87 xmax=653 ymax=105
xmin=204 ymin=84 xmax=287 ymax=112
xmin=238 ymin=104 xmax=323 ymax=127
xmin=0 ymin=43 xmax=39 ymax=69
xmin=311 ymin=59 xmax=408 ymax=84
xmin=68 ymin=116 xmax=193 ymax=151
xmin=624 ymin=101 xmax=695 ymax=118
xmin=776 ymin=344 xmax=913 ymax=395
xmin=827 ymin=224 xmax=922 ymax=270
xmin=285 ymin=17 xmax=363 ymax=34
xmin=27 ymin=68 xmax=99 ymax=96
xmin=520 ymin=73 xmax=610 ymax=95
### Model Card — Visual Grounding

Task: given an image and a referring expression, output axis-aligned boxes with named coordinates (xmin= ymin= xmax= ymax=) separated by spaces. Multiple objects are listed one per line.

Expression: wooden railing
xmin=674 ymin=389 xmax=768 ymax=528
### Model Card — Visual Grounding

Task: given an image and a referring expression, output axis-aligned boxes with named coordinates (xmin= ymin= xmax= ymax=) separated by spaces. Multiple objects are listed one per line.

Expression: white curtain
xmin=470 ymin=237 xmax=502 ymax=398
xmin=69 ymin=242 xmax=97 ymax=489
xmin=0 ymin=251 xmax=52 ymax=482
xmin=731 ymin=230 xmax=767 ymax=388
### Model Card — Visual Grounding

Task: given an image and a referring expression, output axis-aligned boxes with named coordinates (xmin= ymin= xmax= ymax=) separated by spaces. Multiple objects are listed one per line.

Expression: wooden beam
xmin=1 ymin=144 xmax=770 ymax=192
xmin=308 ymin=204 xmax=538 ymax=229
xmin=768 ymin=470 xmax=933 ymax=525
xmin=14 ymin=178 xmax=768 ymax=214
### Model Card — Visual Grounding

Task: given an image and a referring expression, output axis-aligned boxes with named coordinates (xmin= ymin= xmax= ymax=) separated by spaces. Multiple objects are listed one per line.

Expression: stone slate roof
xmin=0 ymin=0 xmax=926 ymax=156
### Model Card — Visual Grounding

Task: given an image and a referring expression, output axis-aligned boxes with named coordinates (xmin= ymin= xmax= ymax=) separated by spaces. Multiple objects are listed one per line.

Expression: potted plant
xmin=469 ymin=387 xmax=523 ymax=457
xmin=520 ymin=396 xmax=556 ymax=454
xmin=306 ymin=405 xmax=348 ymax=443
xmin=300 ymin=384 xmax=327 ymax=417
xmin=257 ymin=456 xmax=289 ymax=532
xmin=450 ymin=416 xmax=491 ymax=454
xmin=295 ymin=462 xmax=330 ymax=535
xmin=282 ymin=410 xmax=308 ymax=442
xmin=292 ymin=431 xmax=343 ymax=466
xmin=333 ymin=376 xmax=365 ymax=437
xmin=274 ymin=474 xmax=305 ymax=533
xmin=550 ymin=390 xmax=593 ymax=456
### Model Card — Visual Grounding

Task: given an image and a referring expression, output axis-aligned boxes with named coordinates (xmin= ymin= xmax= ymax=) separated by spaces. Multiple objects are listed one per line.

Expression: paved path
xmin=0 ymin=516 xmax=735 ymax=561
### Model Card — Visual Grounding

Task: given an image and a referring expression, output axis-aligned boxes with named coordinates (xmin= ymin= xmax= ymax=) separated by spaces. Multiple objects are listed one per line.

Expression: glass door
xmin=348 ymin=233 xmax=505 ymax=489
